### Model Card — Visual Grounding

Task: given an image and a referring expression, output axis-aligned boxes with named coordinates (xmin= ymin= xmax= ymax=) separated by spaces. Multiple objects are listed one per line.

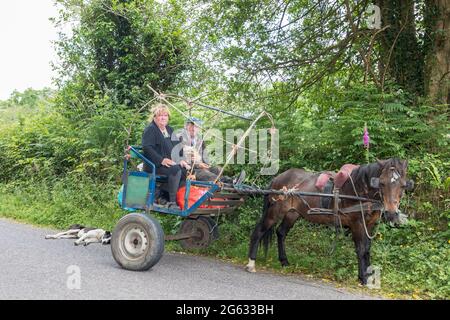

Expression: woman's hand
xmin=161 ymin=158 xmax=176 ymax=167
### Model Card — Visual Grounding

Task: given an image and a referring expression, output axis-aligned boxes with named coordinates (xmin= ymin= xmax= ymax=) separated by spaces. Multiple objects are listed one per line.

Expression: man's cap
xmin=185 ymin=117 xmax=203 ymax=126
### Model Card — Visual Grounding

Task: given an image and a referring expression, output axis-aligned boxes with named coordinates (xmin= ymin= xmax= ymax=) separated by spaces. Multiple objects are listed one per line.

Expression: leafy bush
xmin=275 ymin=84 xmax=449 ymax=171
xmin=53 ymin=0 xmax=190 ymax=110
xmin=0 ymin=93 xmax=148 ymax=183
xmin=0 ymin=175 xmax=123 ymax=230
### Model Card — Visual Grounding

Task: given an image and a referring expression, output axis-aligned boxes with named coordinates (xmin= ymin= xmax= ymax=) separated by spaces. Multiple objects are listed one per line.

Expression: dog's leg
xmin=74 ymin=233 xmax=89 ymax=246
xmin=45 ymin=231 xmax=70 ymax=239
xmin=81 ymin=230 xmax=104 ymax=246
xmin=45 ymin=229 xmax=81 ymax=239
xmin=82 ymin=237 xmax=100 ymax=246
xmin=58 ymin=234 xmax=79 ymax=239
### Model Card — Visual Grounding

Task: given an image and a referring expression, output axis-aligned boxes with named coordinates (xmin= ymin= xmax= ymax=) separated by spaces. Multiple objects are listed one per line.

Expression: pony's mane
xmin=347 ymin=158 xmax=405 ymax=195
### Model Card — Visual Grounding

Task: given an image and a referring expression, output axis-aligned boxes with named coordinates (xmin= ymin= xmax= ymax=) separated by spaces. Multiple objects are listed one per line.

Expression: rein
xmin=347 ymin=173 xmax=381 ymax=240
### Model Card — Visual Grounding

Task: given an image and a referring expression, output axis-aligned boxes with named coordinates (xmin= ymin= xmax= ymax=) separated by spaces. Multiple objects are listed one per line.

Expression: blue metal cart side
xmin=121 ymin=145 xmax=222 ymax=216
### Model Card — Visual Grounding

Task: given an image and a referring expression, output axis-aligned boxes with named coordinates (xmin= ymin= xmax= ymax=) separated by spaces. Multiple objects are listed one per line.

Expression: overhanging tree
xmin=191 ymin=0 xmax=449 ymax=109
xmin=53 ymin=0 xmax=190 ymax=111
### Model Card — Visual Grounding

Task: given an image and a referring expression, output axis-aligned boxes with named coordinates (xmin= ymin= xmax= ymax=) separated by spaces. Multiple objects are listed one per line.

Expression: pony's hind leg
xmin=246 ymin=222 xmax=269 ymax=273
xmin=276 ymin=211 xmax=299 ymax=267
xmin=246 ymin=216 xmax=278 ymax=272
xmin=246 ymin=195 xmax=277 ymax=273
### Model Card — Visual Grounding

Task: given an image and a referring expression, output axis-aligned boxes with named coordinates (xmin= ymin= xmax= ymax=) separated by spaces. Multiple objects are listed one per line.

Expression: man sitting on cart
xmin=142 ymin=104 xmax=191 ymax=209
xmin=178 ymin=117 xmax=245 ymax=184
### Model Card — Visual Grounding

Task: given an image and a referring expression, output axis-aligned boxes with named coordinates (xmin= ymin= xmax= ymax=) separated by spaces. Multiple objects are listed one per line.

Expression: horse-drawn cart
xmin=112 ymin=146 xmax=413 ymax=288
xmin=111 ymin=145 xmax=246 ymax=271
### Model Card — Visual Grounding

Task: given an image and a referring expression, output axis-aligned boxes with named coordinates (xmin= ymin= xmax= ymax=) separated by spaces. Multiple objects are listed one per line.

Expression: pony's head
xmin=370 ymin=158 xmax=414 ymax=224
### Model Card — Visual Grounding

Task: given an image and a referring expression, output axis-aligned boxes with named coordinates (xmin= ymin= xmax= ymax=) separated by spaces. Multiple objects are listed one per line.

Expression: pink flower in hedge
xmin=363 ymin=124 xmax=370 ymax=148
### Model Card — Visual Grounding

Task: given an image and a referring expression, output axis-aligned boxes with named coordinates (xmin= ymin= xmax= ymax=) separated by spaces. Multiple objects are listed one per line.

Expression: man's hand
xmin=198 ymin=162 xmax=210 ymax=169
xmin=179 ymin=160 xmax=191 ymax=170
xmin=161 ymin=158 xmax=176 ymax=167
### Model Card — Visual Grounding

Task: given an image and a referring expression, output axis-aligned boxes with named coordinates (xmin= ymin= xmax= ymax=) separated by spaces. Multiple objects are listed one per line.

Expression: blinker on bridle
xmin=370 ymin=166 xmax=414 ymax=191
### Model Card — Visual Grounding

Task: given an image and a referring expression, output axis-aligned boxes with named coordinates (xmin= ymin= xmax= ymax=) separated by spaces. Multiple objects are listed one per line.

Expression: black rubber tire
xmin=111 ymin=213 xmax=164 ymax=271
xmin=179 ymin=216 xmax=219 ymax=249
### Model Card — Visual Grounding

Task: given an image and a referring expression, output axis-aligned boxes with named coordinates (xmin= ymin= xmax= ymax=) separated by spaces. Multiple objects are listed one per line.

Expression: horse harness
xmin=277 ymin=174 xmax=385 ymax=241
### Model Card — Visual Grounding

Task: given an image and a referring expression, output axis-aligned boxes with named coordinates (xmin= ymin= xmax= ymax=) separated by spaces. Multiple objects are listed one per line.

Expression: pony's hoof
xmin=245 ymin=265 xmax=256 ymax=273
xmin=280 ymin=260 xmax=290 ymax=267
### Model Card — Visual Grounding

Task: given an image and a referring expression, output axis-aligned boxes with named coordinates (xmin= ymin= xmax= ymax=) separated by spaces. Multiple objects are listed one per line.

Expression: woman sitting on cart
xmin=142 ymin=103 xmax=190 ymax=209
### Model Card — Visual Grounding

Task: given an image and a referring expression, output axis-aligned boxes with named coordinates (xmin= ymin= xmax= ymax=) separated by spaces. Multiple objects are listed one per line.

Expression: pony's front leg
xmin=351 ymin=225 xmax=371 ymax=285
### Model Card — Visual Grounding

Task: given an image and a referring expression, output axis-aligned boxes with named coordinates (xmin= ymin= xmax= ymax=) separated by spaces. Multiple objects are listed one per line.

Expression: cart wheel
xmin=202 ymin=216 xmax=219 ymax=240
xmin=179 ymin=216 xmax=218 ymax=249
xmin=111 ymin=213 xmax=164 ymax=271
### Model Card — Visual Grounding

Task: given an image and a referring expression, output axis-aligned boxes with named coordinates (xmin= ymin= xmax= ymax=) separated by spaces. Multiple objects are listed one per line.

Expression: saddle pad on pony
xmin=315 ymin=171 xmax=335 ymax=191
xmin=315 ymin=164 xmax=360 ymax=191
xmin=335 ymin=164 xmax=360 ymax=188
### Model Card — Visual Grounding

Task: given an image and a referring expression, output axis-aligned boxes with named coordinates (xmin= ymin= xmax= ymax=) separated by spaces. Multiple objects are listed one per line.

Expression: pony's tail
xmin=260 ymin=183 xmax=274 ymax=259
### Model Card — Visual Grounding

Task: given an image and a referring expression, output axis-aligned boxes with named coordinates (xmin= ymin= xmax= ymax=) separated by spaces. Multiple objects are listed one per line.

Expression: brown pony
xmin=246 ymin=158 xmax=413 ymax=285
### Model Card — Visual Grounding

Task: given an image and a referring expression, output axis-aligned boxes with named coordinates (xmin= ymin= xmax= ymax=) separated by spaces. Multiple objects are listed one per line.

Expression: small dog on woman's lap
xmin=45 ymin=224 xmax=111 ymax=246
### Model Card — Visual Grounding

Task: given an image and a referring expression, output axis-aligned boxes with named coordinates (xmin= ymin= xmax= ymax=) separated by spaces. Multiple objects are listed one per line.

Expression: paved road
xmin=0 ymin=218 xmax=378 ymax=300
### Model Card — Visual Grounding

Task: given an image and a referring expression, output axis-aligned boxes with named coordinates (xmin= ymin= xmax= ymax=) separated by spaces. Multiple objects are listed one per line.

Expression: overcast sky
xmin=0 ymin=0 xmax=59 ymax=99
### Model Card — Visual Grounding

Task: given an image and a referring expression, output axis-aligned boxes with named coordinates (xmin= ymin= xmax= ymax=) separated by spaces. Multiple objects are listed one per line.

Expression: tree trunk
xmin=377 ymin=0 xmax=424 ymax=96
xmin=424 ymin=0 xmax=450 ymax=108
